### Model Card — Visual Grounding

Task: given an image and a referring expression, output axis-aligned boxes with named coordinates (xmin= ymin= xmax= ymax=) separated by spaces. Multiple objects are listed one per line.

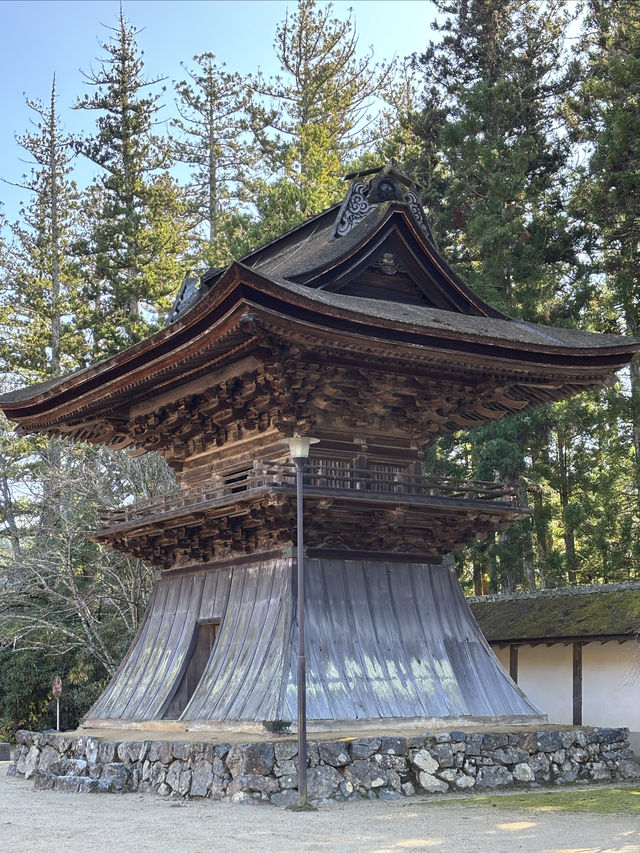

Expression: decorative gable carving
xmin=333 ymin=166 xmax=438 ymax=250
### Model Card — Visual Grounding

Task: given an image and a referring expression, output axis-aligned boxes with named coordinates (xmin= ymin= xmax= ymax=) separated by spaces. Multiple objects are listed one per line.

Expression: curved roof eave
xmin=1 ymin=261 xmax=639 ymax=421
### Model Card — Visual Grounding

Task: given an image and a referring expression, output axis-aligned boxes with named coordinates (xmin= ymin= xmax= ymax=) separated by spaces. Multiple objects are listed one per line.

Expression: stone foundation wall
xmin=9 ymin=728 xmax=640 ymax=806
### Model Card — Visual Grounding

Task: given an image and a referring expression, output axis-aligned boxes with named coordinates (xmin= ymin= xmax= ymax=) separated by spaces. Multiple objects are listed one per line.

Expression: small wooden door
xmin=163 ymin=621 xmax=219 ymax=719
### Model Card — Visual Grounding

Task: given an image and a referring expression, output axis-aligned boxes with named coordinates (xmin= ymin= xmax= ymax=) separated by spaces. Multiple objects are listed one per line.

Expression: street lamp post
xmin=282 ymin=433 xmax=319 ymax=808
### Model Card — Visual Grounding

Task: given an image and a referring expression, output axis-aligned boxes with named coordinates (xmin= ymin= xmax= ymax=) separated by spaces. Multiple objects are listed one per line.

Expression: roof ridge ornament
xmin=332 ymin=164 xmax=438 ymax=249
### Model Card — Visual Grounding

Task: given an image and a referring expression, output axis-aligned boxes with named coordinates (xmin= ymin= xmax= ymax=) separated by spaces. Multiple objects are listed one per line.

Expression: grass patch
xmin=423 ymin=787 xmax=640 ymax=815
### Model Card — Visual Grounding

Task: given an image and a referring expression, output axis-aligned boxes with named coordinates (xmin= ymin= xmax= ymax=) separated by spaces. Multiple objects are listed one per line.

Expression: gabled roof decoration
xmin=332 ymin=164 xmax=438 ymax=250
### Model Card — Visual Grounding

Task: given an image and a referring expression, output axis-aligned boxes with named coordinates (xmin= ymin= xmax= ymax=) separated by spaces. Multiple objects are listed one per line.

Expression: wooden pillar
xmin=509 ymin=644 xmax=518 ymax=683
xmin=572 ymin=641 xmax=583 ymax=726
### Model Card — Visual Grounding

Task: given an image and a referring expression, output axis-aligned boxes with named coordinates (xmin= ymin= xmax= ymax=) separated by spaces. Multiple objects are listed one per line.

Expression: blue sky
xmin=0 ymin=0 xmax=436 ymax=223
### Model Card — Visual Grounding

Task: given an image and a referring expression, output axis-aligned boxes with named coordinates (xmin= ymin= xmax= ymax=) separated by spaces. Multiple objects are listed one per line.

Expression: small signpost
xmin=52 ymin=676 xmax=62 ymax=731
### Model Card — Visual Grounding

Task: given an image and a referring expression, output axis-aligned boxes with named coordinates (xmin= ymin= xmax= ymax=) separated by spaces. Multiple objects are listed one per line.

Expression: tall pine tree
xmin=172 ymin=53 xmax=251 ymax=265
xmin=74 ymin=8 xmax=191 ymax=358
xmin=2 ymin=78 xmax=81 ymax=379
xmin=246 ymin=0 xmax=390 ymax=238
xmin=409 ymin=1 xmax=587 ymax=591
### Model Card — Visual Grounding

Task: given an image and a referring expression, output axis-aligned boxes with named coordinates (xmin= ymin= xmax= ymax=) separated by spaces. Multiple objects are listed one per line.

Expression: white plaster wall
xmin=517 ymin=644 xmax=573 ymax=724
xmin=491 ymin=644 xmax=573 ymax=725
xmin=493 ymin=646 xmax=510 ymax=672
xmin=582 ymin=641 xmax=640 ymax=734
xmin=491 ymin=640 xmax=640 ymax=752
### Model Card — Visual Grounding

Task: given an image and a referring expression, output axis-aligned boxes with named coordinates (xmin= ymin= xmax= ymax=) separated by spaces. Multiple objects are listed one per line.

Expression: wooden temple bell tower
xmin=2 ymin=166 xmax=638 ymax=731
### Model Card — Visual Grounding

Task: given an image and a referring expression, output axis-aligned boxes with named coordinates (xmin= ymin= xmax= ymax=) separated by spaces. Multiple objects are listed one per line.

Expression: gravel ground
xmin=2 ymin=763 xmax=639 ymax=853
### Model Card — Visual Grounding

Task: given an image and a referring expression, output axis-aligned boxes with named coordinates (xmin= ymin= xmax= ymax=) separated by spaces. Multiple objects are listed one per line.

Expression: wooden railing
xmin=99 ymin=461 xmax=521 ymax=527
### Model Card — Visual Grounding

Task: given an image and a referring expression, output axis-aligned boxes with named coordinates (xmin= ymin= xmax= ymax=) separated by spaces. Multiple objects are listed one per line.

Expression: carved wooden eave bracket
xmin=0 ymin=261 xmax=638 ymax=451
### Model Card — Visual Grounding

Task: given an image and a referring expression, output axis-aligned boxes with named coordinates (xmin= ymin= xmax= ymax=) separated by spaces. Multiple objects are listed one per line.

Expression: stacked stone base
xmin=9 ymin=728 xmax=639 ymax=806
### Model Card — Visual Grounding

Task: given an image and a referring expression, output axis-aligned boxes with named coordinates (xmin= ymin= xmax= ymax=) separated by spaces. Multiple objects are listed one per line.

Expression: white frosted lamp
xmin=282 ymin=434 xmax=319 ymax=460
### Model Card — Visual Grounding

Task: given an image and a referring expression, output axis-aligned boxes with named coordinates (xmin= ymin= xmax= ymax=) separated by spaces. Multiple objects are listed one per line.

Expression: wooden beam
xmin=509 ymin=644 xmax=518 ymax=683
xmin=573 ymin=641 xmax=583 ymax=727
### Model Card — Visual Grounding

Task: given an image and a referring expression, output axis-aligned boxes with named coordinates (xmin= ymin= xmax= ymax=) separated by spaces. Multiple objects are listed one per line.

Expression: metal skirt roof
xmin=86 ymin=559 xmax=542 ymax=725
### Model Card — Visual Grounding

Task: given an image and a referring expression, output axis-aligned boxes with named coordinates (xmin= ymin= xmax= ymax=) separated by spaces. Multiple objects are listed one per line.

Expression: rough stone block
xmin=101 ymin=762 xmax=133 ymax=793
xmin=537 ymin=731 xmax=564 ymax=753
xmin=349 ymin=737 xmax=380 ymax=760
xmin=418 ymin=772 xmax=448 ymax=793
xmin=597 ymin=727 xmax=627 ymax=744
xmin=38 ymin=745 xmax=61 ymax=773
xmin=226 ymin=773 xmax=279 ymax=796
xmin=149 ymin=762 xmax=166 ymax=786
xmin=24 ymin=745 xmax=41 ymax=780
xmin=157 ymin=741 xmax=174 ymax=765
xmin=33 ymin=770 xmax=55 ymax=790
xmin=84 ymin=738 xmax=99 ymax=764
xmin=274 ymin=741 xmax=297 ymax=763
xmin=615 ymin=760 xmax=640 ymax=780
xmin=493 ymin=746 xmax=528 ymax=765
xmin=434 ymin=744 xmax=454 ymax=768
xmin=97 ymin=741 xmax=118 ymax=764
xmin=464 ymin=734 xmax=483 ymax=756
xmin=477 ymin=766 xmax=513 ymax=788
xmin=379 ymin=736 xmax=407 ymax=755
xmin=226 ymin=742 xmax=275 ymax=778
xmin=214 ymin=743 xmax=231 ymax=760
xmin=78 ymin=777 xmax=101 ymax=794
xmin=454 ymin=772 xmax=476 ymax=789
xmin=49 ymin=758 xmax=88 ymax=778
xmin=344 ymin=759 xmax=388 ymax=790
xmin=272 ymin=789 xmax=298 ymax=808
xmin=588 ymin=761 xmax=612 ymax=781
xmin=171 ymin=741 xmax=190 ymax=761
xmin=118 ymin=741 xmax=144 ymax=764
xmin=481 ymin=733 xmax=509 ymax=751
xmin=513 ymin=762 xmax=535 ymax=782
xmin=319 ymin=740 xmax=350 ymax=767
xmin=54 ymin=775 xmax=83 ymax=793
xmin=190 ymin=759 xmax=214 ymax=797
xmin=166 ymin=760 xmax=185 ymax=791
xmin=560 ymin=760 xmax=580 ymax=782
xmin=411 ymin=749 xmax=439 ymax=775
xmin=306 ymin=765 xmax=342 ymax=800
xmin=274 ymin=759 xmax=296 ymax=777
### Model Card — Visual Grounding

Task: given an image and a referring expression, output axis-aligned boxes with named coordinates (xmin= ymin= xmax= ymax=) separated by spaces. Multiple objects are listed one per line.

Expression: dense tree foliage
xmin=0 ymin=0 xmax=638 ymax=733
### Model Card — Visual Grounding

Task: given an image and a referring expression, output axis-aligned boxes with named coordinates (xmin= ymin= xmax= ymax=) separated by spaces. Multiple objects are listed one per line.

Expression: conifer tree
xmin=172 ymin=53 xmax=251 ymax=265
xmin=409 ymin=1 xmax=585 ymax=591
xmin=568 ymin=0 xmax=640 ymax=495
xmin=2 ymin=78 xmax=81 ymax=379
xmin=74 ymin=8 xmax=191 ymax=357
xmin=247 ymin=0 xmax=390 ymax=237
xmin=411 ymin=0 xmax=578 ymax=319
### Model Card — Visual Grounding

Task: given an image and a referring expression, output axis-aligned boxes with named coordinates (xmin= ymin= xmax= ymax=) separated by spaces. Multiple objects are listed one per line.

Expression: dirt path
xmin=2 ymin=762 xmax=638 ymax=853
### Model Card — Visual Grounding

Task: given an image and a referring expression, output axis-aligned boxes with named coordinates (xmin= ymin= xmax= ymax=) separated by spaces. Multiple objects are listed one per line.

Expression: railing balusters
xmin=98 ymin=460 xmax=524 ymax=527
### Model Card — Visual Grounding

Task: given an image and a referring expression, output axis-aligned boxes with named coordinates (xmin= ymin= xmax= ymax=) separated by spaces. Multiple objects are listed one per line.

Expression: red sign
xmin=52 ymin=676 xmax=62 ymax=698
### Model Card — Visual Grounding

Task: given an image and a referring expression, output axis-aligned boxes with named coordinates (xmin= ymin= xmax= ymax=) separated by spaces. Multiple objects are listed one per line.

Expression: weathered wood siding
xmin=86 ymin=559 xmax=539 ymax=724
